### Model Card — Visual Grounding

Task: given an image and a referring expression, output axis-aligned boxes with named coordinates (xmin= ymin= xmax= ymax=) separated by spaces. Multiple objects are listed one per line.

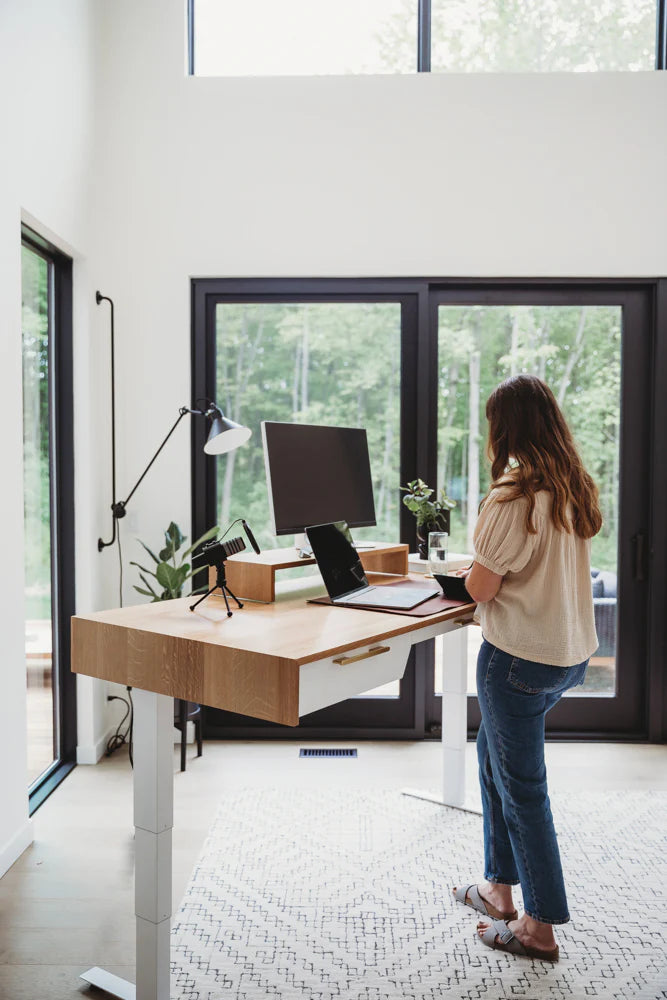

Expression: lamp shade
xmin=204 ymin=408 xmax=252 ymax=455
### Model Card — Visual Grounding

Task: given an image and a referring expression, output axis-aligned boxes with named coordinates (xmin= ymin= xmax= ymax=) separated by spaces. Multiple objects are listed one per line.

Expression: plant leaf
xmin=180 ymin=565 xmax=210 ymax=585
xmin=139 ymin=573 xmax=160 ymax=597
xmin=134 ymin=586 xmax=157 ymax=597
xmin=130 ymin=560 xmax=158 ymax=578
xmin=181 ymin=524 xmax=219 ymax=560
xmin=156 ymin=562 xmax=181 ymax=596
xmin=166 ymin=522 xmax=185 ymax=550
xmin=138 ymin=541 xmax=161 ymax=564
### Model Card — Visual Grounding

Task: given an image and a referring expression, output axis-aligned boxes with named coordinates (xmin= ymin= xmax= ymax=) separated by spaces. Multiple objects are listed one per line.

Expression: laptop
xmin=306 ymin=521 xmax=439 ymax=611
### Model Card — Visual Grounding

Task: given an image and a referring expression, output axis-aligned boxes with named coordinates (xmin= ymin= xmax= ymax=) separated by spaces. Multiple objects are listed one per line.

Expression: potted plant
xmin=400 ymin=479 xmax=456 ymax=559
xmin=131 ymin=521 xmax=219 ymax=601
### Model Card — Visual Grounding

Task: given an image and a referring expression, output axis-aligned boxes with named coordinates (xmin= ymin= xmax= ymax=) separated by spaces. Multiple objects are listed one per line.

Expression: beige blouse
xmin=472 ymin=487 xmax=598 ymax=667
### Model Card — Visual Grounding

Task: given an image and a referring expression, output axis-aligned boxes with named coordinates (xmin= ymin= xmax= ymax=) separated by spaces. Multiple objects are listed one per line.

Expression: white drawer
xmin=298 ymin=633 xmax=413 ymax=718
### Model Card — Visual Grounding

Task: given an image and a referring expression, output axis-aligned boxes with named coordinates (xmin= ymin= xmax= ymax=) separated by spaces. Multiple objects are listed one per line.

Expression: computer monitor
xmin=261 ymin=422 xmax=376 ymax=537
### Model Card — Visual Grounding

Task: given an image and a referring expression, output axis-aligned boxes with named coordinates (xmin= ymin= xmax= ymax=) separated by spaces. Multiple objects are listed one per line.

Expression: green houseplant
xmin=400 ymin=479 xmax=456 ymax=559
xmin=131 ymin=521 xmax=219 ymax=601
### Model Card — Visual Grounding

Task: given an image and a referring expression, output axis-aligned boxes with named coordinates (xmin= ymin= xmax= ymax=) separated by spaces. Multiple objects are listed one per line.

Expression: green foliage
xmin=131 ymin=522 xmax=219 ymax=602
xmin=378 ymin=0 xmax=654 ymax=73
xmin=22 ymin=245 xmax=52 ymax=601
xmin=401 ymin=479 xmax=456 ymax=530
xmin=215 ymin=302 xmax=402 ymax=549
xmin=437 ymin=305 xmax=621 ymax=570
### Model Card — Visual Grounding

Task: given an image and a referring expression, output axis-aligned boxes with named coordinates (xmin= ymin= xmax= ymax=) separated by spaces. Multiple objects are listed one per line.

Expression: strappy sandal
xmin=453 ymin=884 xmax=518 ymax=922
xmin=478 ymin=918 xmax=559 ymax=962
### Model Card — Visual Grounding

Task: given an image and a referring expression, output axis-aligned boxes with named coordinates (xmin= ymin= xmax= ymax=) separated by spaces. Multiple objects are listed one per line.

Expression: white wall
xmin=0 ymin=0 xmax=103 ymax=875
xmin=90 ymin=0 xmax=667 ymax=609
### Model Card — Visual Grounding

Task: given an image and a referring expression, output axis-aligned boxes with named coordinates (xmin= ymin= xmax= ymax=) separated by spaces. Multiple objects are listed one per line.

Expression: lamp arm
xmin=120 ymin=407 xmax=192 ymax=509
xmin=98 ymin=405 xmax=204 ymax=552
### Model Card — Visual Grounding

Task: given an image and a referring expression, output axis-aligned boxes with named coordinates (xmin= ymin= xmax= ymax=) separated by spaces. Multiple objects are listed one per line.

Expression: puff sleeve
xmin=473 ymin=491 xmax=536 ymax=576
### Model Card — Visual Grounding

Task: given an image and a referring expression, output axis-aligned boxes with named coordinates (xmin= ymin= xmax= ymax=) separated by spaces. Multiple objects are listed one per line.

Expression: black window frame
xmin=191 ymin=276 xmax=667 ymax=744
xmin=22 ymin=225 xmax=77 ymax=814
xmin=187 ymin=1 xmax=667 ymax=76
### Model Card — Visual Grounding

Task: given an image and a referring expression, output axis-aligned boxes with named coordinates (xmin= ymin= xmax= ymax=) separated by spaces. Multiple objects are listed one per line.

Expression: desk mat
xmin=307 ymin=578 xmax=469 ymax=617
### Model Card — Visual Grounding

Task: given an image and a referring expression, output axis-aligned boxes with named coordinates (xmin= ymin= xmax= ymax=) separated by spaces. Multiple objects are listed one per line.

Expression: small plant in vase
xmin=131 ymin=521 xmax=219 ymax=601
xmin=400 ymin=479 xmax=456 ymax=560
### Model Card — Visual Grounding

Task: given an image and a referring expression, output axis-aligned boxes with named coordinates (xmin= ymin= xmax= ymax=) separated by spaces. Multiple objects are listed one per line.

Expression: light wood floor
xmin=1 ymin=740 xmax=666 ymax=999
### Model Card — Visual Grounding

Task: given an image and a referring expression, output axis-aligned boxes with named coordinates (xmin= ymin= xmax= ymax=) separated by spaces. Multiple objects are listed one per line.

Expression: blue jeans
xmin=476 ymin=639 xmax=588 ymax=925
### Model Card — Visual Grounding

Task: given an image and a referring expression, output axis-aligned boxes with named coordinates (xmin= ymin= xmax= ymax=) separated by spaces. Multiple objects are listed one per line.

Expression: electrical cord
xmin=127 ymin=687 xmax=134 ymax=768
xmin=105 ymin=695 xmax=130 ymax=755
xmin=108 ymin=519 xmax=134 ymax=766
xmin=217 ymin=517 xmax=243 ymax=541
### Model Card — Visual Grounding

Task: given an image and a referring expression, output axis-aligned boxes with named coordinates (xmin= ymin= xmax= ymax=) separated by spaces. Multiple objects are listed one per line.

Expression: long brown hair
xmin=483 ymin=374 xmax=602 ymax=539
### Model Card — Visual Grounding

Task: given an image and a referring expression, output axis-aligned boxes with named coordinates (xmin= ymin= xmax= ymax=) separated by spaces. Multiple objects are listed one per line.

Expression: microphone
xmin=242 ymin=519 xmax=261 ymax=555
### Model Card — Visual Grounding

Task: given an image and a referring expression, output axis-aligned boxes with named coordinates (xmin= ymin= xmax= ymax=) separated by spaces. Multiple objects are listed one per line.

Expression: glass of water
xmin=428 ymin=531 xmax=449 ymax=577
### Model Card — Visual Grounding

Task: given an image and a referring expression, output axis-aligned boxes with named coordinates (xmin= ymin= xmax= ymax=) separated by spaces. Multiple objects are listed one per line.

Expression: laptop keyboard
xmin=337 ymin=586 xmax=439 ymax=609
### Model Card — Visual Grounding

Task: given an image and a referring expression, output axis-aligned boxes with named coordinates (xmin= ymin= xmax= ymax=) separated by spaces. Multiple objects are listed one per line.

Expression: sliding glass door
xmin=22 ymin=227 xmax=76 ymax=810
xmin=192 ymin=282 xmax=423 ymax=736
xmin=428 ymin=286 xmax=651 ymax=737
xmin=192 ymin=279 xmax=656 ymax=740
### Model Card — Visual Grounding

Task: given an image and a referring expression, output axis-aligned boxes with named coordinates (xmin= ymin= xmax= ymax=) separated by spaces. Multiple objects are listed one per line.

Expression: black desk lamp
xmin=96 ymin=291 xmax=251 ymax=552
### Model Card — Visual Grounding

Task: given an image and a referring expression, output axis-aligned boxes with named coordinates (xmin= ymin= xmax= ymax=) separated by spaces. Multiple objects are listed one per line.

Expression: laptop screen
xmin=306 ymin=521 xmax=369 ymax=601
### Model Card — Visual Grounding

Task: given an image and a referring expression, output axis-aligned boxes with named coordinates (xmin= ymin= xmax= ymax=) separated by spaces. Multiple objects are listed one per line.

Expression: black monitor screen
xmin=261 ymin=422 xmax=376 ymax=536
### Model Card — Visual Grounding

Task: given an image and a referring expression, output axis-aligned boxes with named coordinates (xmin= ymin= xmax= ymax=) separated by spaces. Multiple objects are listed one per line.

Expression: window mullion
xmin=417 ymin=0 xmax=431 ymax=72
xmin=657 ymin=0 xmax=667 ymax=69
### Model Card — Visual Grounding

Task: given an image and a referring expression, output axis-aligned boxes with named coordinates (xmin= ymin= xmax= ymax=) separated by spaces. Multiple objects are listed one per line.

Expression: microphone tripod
xmin=189 ymin=559 xmax=244 ymax=616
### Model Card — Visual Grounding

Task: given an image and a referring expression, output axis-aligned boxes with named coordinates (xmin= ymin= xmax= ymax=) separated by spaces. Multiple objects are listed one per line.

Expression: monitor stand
xmin=295 ymin=531 xmax=375 ymax=559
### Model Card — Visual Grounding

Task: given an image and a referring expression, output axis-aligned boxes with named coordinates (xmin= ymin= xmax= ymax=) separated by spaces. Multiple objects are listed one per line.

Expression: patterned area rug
xmin=171 ymin=789 xmax=667 ymax=999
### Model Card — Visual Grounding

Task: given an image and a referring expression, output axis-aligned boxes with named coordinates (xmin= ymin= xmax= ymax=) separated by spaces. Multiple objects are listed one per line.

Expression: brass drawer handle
xmin=333 ymin=644 xmax=391 ymax=666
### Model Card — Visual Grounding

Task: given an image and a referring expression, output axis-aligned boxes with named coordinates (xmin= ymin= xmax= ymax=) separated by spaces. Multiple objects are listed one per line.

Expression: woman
xmin=452 ymin=373 xmax=601 ymax=962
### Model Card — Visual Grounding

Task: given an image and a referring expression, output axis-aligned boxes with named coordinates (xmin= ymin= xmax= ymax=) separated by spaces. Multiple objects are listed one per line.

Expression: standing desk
xmin=72 ymin=578 xmax=476 ymax=1000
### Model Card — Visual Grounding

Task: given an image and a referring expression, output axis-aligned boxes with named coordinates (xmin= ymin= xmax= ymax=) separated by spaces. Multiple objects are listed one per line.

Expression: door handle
xmin=632 ymin=532 xmax=647 ymax=581
xmin=333 ymin=645 xmax=391 ymax=666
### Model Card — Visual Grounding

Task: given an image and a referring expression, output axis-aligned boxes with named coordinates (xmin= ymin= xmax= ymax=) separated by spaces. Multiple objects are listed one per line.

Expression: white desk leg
xmin=80 ymin=688 xmax=173 ymax=1000
xmin=134 ymin=688 xmax=173 ymax=1000
xmin=403 ymin=625 xmax=481 ymax=815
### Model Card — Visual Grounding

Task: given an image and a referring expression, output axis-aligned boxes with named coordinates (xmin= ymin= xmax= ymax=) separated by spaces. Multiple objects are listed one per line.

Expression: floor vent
xmin=299 ymin=748 xmax=358 ymax=758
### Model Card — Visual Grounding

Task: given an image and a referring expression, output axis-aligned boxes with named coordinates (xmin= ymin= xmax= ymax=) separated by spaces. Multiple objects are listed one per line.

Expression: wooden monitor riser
xmin=219 ymin=542 xmax=409 ymax=603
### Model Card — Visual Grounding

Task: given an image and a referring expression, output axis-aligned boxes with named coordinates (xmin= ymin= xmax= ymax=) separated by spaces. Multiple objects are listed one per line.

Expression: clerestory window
xmin=189 ymin=0 xmax=665 ymax=76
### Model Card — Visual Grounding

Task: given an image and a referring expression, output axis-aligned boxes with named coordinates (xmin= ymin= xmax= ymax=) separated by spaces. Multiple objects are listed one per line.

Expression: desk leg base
xmin=401 ymin=787 xmax=483 ymax=815
xmin=80 ymin=967 xmax=136 ymax=999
